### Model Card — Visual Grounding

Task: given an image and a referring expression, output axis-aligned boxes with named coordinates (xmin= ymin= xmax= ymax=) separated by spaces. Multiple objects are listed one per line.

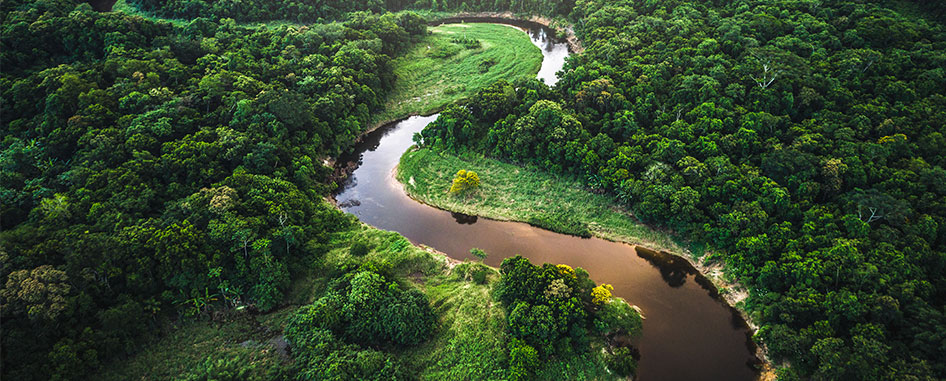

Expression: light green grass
xmin=398 ymin=148 xmax=701 ymax=256
xmin=376 ymin=23 xmax=542 ymax=122
xmin=398 ymin=270 xmax=510 ymax=380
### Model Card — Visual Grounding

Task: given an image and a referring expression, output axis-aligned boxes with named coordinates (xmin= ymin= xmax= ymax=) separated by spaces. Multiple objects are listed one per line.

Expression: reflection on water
xmin=333 ymin=23 xmax=761 ymax=381
xmin=635 ymin=247 xmax=693 ymax=288
xmin=525 ymin=27 xmax=569 ymax=86
xmin=451 ymin=212 xmax=478 ymax=224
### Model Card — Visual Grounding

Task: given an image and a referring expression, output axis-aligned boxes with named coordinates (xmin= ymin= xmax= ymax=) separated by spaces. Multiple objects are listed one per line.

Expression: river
xmin=335 ymin=23 xmax=762 ymax=381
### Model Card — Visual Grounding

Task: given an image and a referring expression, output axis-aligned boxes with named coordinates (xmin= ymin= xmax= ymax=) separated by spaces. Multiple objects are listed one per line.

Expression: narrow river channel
xmin=335 ymin=23 xmax=762 ymax=381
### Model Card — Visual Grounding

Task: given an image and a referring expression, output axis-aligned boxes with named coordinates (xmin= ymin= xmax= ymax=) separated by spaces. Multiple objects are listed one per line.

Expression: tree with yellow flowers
xmin=449 ymin=169 xmax=480 ymax=194
xmin=591 ymin=284 xmax=614 ymax=305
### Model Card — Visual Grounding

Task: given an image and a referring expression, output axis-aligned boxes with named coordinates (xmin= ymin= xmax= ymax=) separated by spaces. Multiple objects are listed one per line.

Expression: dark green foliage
xmin=283 ymin=326 xmax=407 ymax=381
xmin=495 ymin=256 xmax=641 ymax=376
xmin=470 ymin=247 xmax=487 ymax=260
xmin=422 ymin=0 xmax=946 ymax=378
xmin=478 ymin=57 xmax=496 ymax=73
xmin=349 ymin=241 xmax=370 ymax=257
xmin=0 ymin=1 xmax=425 ymax=379
xmin=288 ymin=269 xmax=436 ymax=348
xmin=496 ymin=256 xmax=629 ymax=356
xmin=129 ymin=0 xmax=386 ymax=23
xmin=284 ymin=269 xmax=434 ymax=380
xmin=526 ymin=212 xmax=591 ymax=238
xmin=450 ymin=36 xmax=482 ymax=49
xmin=605 ymin=347 xmax=637 ymax=378
xmin=471 ymin=268 xmax=488 ymax=284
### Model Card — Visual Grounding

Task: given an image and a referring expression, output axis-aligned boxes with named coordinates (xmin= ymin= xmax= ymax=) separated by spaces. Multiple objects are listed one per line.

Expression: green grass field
xmin=398 ymin=148 xmax=701 ymax=256
xmin=376 ymin=23 xmax=543 ymax=122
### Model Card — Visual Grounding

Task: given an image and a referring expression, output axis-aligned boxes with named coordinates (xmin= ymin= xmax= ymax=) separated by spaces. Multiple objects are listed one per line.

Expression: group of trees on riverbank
xmin=419 ymin=0 xmax=946 ymax=379
xmin=497 ymin=256 xmax=641 ymax=379
xmin=1 ymin=0 xmax=426 ymax=378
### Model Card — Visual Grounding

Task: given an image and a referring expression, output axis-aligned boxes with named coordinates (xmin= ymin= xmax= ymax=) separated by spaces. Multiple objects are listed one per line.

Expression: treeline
xmin=396 ymin=0 xmax=573 ymax=16
xmin=0 ymin=0 xmax=426 ymax=378
xmin=128 ymin=0 xmax=572 ymax=23
xmin=418 ymin=0 xmax=946 ymax=379
xmin=129 ymin=0 xmax=385 ymax=23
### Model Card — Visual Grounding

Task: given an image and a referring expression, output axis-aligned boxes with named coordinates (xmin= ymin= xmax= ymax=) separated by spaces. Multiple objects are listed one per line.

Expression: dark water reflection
xmin=87 ymin=0 xmax=116 ymax=11
xmin=451 ymin=212 xmax=478 ymax=224
xmin=334 ymin=23 xmax=761 ymax=381
xmin=334 ymin=113 xmax=761 ymax=380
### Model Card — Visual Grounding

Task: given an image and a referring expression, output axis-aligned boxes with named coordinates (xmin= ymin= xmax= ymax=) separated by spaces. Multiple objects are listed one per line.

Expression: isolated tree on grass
xmin=450 ymin=169 xmax=480 ymax=194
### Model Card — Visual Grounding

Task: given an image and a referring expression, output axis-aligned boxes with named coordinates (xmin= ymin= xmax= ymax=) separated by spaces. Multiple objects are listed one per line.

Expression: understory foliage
xmin=496 ymin=256 xmax=642 ymax=378
xmin=420 ymin=1 xmax=946 ymax=379
xmin=0 ymin=0 xmax=426 ymax=378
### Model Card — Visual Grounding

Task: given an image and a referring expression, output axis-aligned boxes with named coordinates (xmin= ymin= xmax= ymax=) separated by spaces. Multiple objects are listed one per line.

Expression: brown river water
xmin=334 ymin=24 xmax=762 ymax=380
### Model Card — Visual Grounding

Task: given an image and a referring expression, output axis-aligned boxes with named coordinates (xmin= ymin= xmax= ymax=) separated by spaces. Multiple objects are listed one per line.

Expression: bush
xmin=470 ymin=247 xmax=488 ymax=260
xmin=288 ymin=270 xmax=436 ymax=349
xmin=451 ymin=36 xmax=482 ymax=49
xmin=507 ymin=339 xmax=539 ymax=381
xmin=472 ymin=269 xmax=488 ymax=284
xmin=479 ymin=57 xmax=497 ymax=73
xmin=606 ymin=347 xmax=638 ymax=377
xmin=594 ymin=299 xmax=643 ymax=335
xmin=526 ymin=212 xmax=591 ymax=238
xmin=449 ymin=169 xmax=480 ymax=194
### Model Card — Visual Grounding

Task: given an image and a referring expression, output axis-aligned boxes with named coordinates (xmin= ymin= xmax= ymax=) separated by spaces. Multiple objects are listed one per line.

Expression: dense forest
xmin=3 ymin=0 xmax=945 ymax=378
xmin=1 ymin=0 xmax=640 ymax=379
xmin=128 ymin=0 xmax=574 ymax=23
xmin=417 ymin=0 xmax=946 ymax=379
xmin=1 ymin=0 xmax=428 ymax=378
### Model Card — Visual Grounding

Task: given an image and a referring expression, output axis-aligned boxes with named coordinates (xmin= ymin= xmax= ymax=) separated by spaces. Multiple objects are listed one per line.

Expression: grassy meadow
xmin=376 ymin=22 xmax=543 ymax=122
xmin=398 ymin=148 xmax=699 ymax=256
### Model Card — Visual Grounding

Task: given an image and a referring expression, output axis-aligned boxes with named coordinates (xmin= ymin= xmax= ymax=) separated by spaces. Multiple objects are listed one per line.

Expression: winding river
xmin=335 ymin=23 xmax=761 ymax=381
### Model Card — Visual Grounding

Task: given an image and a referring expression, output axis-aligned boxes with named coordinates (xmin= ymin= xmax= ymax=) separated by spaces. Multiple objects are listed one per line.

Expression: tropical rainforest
xmin=1 ymin=0 xmax=945 ymax=379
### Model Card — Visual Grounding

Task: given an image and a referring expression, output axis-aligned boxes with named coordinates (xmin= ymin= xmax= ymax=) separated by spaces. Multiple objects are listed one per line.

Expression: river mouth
xmin=337 ymin=22 xmax=763 ymax=381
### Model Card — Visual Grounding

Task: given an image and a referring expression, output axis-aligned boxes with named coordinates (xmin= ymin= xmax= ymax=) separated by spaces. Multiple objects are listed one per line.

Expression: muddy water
xmin=335 ymin=25 xmax=761 ymax=381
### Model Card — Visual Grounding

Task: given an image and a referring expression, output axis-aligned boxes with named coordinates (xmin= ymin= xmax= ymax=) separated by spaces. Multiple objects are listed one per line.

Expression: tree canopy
xmin=419 ymin=0 xmax=946 ymax=378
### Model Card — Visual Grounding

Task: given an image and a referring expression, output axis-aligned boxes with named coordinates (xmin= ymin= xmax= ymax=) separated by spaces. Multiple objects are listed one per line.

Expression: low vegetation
xmin=376 ymin=23 xmax=542 ymax=122
xmin=398 ymin=147 xmax=692 ymax=253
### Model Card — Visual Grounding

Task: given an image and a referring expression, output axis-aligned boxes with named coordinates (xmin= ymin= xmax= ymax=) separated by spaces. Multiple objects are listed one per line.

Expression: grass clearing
xmin=98 ymin=311 xmax=292 ymax=380
xmin=376 ymin=22 xmax=542 ymax=122
xmin=398 ymin=148 xmax=701 ymax=256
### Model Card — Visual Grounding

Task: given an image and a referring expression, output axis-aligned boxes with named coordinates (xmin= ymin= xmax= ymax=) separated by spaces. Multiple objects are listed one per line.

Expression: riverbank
xmin=397 ymin=147 xmax=774 ymax=372
xmin=373 ymin=22 xmax=543 ymax=123
xmin=430 ymin=12 xmax=583 ymax=53
xmin=397 ymin=148 xmax=695 ymax=255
